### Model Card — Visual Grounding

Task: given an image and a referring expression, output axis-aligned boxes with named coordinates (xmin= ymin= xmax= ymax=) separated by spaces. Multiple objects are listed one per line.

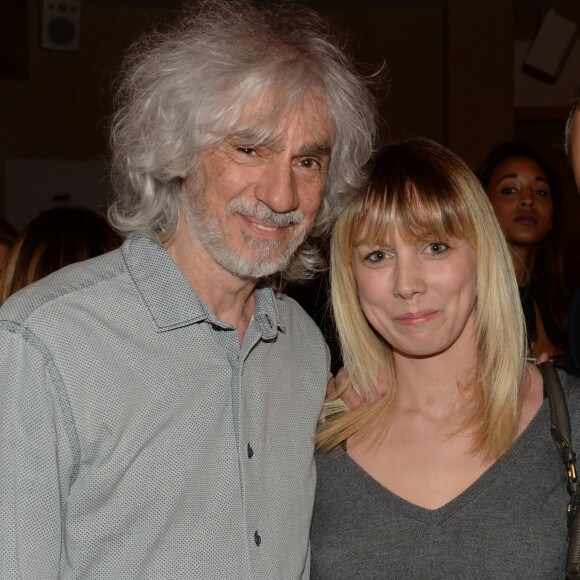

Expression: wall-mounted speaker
xmin=41 ymin=0 xmax=81 ymax=52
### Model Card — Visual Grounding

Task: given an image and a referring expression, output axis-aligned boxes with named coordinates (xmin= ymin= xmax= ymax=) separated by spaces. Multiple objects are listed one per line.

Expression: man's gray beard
xmin=182 ymin=197 xmax=308 ymax=280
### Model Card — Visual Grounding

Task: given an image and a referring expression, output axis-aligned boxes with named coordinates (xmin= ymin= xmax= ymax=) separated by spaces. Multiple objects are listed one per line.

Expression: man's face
xmin=570 ymin=110 xmax=580 ymax=192
xmin=181 ymin=93 xmax=333 ymax=279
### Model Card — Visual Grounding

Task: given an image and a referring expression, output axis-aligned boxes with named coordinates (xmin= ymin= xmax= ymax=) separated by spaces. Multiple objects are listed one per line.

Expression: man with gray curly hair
xmin=0 ymin=1 xmax=377 ymax=578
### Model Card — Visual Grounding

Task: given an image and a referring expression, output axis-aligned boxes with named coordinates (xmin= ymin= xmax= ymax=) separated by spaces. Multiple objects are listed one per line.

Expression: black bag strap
xmin=540 ymin=362 xmax=580 ymax=578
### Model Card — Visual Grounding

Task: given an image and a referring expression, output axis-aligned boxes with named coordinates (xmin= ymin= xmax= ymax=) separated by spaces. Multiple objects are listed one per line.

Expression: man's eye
xmin=300 ymin=158 xmax=320 ymax=169
xmin=237 ymin=147 xmax=257 ymax=156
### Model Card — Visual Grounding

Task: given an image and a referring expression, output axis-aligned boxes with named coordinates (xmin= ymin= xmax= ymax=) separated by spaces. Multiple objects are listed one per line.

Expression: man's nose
xmin=255 ymin=160 xmax=299 ymax=214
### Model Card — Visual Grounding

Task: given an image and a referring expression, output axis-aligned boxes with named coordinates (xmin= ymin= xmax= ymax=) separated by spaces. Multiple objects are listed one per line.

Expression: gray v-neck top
xmin=311 ymin=370 xmax=580 ymax=579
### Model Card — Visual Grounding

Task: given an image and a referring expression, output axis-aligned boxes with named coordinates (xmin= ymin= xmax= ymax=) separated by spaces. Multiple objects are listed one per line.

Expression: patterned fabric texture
xmin=0 ymin=235 xmax=329 ymax=579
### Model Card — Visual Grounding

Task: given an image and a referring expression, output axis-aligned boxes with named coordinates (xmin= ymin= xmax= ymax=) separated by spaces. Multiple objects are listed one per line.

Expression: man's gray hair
xmin=109 ymin=0 xmax=378 ymax=284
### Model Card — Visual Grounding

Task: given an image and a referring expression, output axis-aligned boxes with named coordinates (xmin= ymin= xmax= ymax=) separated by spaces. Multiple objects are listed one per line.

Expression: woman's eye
xmin=365 ymin=250 xmax=387 ymax=263
xmin=426 ymin=242 xmax=449 ymax=255
xmin=500 ymin=187 xmax=517 ymax=195
xmin=534 ymin=189 xmax=550 ymax=197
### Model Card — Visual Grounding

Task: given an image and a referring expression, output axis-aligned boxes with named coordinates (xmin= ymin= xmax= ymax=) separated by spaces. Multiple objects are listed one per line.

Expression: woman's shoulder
xmin=315 ymin=446 xmax=347 ymax=469
xmin=315 ymin=447 xmax=354 ymax=487
xmin=556 ymin=368 xmax=580 ymax=419
xmin=558 ymin=367 xmax=580 ymax=392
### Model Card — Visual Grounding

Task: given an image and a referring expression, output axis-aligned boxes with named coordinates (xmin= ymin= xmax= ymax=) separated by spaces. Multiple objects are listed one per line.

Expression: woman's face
xmin=486 ymin=157 xmax=553 ymax=248
xmin=352 ymin=229 xmax=478 ymax=360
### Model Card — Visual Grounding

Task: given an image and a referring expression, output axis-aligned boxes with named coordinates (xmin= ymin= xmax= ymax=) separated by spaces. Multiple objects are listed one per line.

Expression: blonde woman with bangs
xmin=310 ymin=137 xmax=580 ymax=579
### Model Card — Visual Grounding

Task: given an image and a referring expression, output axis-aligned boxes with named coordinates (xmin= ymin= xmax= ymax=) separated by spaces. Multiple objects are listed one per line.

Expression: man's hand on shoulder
xmin=326 ymin=368 xmax=388 ymax=410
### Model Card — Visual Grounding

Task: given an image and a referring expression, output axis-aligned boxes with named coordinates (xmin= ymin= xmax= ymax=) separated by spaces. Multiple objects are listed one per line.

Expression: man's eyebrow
xmin=296 ymin=142 xmax=332 ymax=157
xmin=228 ymin=129 xmax=279 ymax=148
xmin=228 ymin=131 xmax=332 ymax=157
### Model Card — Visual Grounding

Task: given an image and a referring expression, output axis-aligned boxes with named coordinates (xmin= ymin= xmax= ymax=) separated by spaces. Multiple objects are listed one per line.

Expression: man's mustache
xmin=227 ymin=201 xmax=304 ymax=227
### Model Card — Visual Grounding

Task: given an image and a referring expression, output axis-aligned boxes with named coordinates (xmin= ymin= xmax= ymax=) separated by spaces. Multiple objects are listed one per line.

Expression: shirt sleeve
xmin=0 ymin=321 xmax=74 ymax=579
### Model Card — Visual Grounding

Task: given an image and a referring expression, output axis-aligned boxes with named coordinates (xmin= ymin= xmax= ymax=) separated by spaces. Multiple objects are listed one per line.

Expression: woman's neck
xmin=510 ymin=244 xmax=537 ymax=286
xmin=392 ymin=348 xmax=478 ymax=419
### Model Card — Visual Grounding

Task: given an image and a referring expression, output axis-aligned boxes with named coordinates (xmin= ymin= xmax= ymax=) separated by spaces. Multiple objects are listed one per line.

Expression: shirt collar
xmin=253 ymin=284 xmax=286 ymax=339
xmin=121 ymin=235 xmax=286 ymax=337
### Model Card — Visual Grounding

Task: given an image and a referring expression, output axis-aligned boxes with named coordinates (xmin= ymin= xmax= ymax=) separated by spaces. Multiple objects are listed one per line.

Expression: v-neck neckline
xmin=338 ymin=396 xmax=550 ymax=526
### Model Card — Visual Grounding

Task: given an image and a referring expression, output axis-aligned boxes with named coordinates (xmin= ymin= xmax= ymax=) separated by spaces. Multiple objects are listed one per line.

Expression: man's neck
xmin=165 ymin=217 xmax=257 ymax=342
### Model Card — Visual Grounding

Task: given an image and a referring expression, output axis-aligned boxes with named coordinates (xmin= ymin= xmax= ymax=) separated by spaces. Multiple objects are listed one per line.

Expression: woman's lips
xmin=514 ymin=213 xmax=538 ymax=225
xmin=394 ymin=310 xmax=439 ymax=327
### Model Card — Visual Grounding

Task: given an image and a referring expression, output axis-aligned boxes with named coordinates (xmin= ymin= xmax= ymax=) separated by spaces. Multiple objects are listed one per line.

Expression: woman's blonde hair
xmin=317 ymin=137 xmax=527 ymax=459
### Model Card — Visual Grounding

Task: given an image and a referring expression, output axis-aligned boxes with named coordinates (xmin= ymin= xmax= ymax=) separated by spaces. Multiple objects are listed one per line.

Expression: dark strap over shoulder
xmin=540 ymin=362 xmax=580 ymax=579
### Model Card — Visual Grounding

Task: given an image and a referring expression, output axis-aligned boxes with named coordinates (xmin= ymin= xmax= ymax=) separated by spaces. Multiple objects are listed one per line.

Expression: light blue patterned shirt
xmin=0 ymin=235 xmax=329 ymax=579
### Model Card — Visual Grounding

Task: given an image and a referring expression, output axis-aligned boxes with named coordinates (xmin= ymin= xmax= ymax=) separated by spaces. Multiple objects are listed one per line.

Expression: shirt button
xmin=254 ymin=531 xmax=261 ymax=546
xmin=247 ymin=443 xmax=254 ymax=458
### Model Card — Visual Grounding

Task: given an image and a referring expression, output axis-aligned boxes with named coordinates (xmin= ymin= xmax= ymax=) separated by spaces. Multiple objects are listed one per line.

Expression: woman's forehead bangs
xmin=353 ymin=178 xmax=473 ymax=247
